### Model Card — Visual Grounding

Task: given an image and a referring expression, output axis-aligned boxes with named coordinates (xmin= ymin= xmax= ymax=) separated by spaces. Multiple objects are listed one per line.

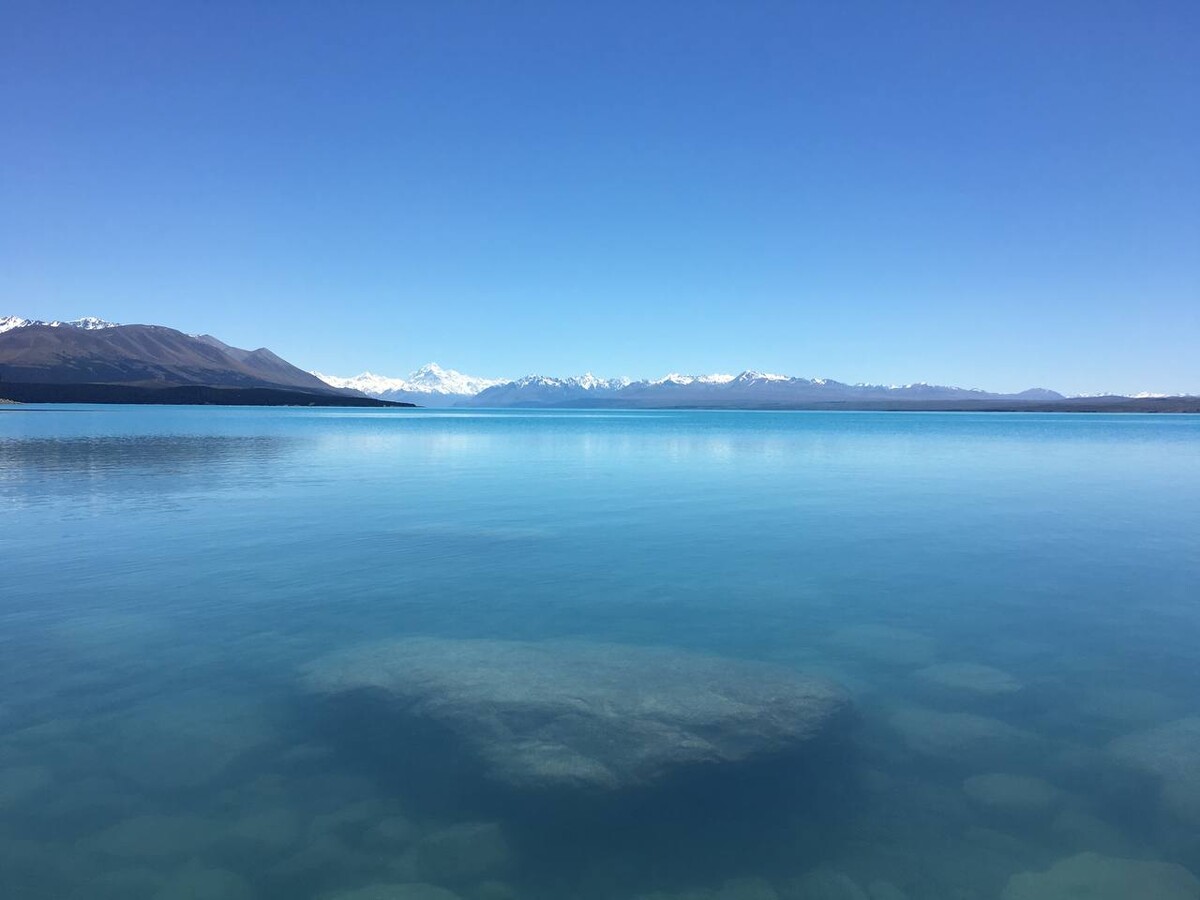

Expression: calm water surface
xmin=2 ymin=407 xmax=1199 ymax=899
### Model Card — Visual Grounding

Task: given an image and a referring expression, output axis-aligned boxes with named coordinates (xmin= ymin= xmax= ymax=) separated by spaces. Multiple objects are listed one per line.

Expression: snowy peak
xmin=1 ymin=315 xmax=119 ymax=334
xmin=509 ymin=373 xmax=630 ymax=391
xmin=312 ymin=371 xmax=410 ymax=395
xmin=313 ymin=363 xmax=505 ymax=397
xmin=652 ymin=373 xmax=736 ymax=386
xmin=66 ymin=316 xmax=118 ymax=330
xmin=405 ymin=363 xmax=505 ymax=395
xmin=731 ymin=370 xmax=791 ymax=384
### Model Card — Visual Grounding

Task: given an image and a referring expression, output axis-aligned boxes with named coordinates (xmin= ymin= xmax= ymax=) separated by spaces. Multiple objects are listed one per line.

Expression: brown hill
xmin=0 ymin=323 xmax=353 ymax=395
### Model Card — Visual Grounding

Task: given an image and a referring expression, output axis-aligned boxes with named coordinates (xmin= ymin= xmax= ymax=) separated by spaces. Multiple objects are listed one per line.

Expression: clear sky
xmin=2 ymin=1 xmax=1197 ymax=394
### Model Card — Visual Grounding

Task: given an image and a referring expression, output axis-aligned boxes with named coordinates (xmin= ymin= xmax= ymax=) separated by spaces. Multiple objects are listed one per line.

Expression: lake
xmin=2 ymin=406 xmax=1199 ymax=900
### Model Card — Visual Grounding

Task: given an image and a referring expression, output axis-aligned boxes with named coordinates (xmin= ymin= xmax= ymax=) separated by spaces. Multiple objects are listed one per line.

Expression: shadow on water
xmin=302 ymin=687 xmax=863 ymax=898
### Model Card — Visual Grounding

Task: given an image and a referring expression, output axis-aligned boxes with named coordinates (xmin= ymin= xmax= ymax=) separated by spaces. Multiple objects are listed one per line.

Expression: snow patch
xmin=1 ymin=315 xmax=118 ymax=333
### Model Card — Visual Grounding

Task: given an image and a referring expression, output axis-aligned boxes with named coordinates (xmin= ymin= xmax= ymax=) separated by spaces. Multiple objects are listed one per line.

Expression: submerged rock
xmin=865 ymin=881 xmax=907 ymax=900
xmin=961 ymin=773 xmax=1063 ymax=819
xmin=1049 ymin=809 xmax=1134 ymax=856
xmin=472 ymin=880 xmax=520 ymax=900
xmin=105 ymin=692 xmax=277 ymax=791
xmin=228 ymin=807 xmax=303 ymax=853
xmin=1001 ymin=851 xmax=1200 ymax=900
xmin=413 ymin=822 xmax=511 ymax=884
xmin=151 ymin=861 xmax=254 ymax=900
xmin=1079 ymin=687 xmax=1182 ymax=726
xmin=327 ymin=885 xmax=462 ymax=900
xmin=304 ymin=638 xmax=850 ymax=791
xmin=826 ymin=626 xmax=936 ymax=668
xmin=72 ymin=866 xmax=167 ymax=900
xmin=888 ymin=708 xmax=1037 ymax=763
xmin=914 ymin=662 xmax=1021 ymax=696
xmin=715 ymin=877 xmax=780 ymax=900
xmin=0 ymin=764 xmax=53 ymax=808
xmin=1109 ymin=716 xmax=1200 ymax=822
xmin=781 ymin=868 xmax=868 ymax=900
xmin=368 ymin=814 xmax=420 ymax=849
xmin=87 ymin=814 xmax=221 ymax=861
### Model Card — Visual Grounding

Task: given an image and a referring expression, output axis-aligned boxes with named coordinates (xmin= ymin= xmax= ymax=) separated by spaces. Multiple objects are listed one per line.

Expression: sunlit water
xmin=2 ymin=406 xmax=1199 ymax=900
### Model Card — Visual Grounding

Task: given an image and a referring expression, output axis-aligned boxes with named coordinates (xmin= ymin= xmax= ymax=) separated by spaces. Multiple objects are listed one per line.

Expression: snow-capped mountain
xmin=474 ymin=370 xmax=1067 ymax=408
xmin=312 ymin=363 xmax=505 ymax=405
xmin=0 ymin=315 xmax=118 ymax=334
xmin=652 ymin=373 xmax=736 ymax=385
xmin=471 ymin=373 xmax=632 ymax=406
xmin=315 ymin=363 xmax=1071 ymax=408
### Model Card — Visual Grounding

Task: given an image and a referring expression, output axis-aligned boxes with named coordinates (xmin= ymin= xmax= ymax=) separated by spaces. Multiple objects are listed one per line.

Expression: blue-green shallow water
xmin=2 ymin=406 xmax=1199 ymax=900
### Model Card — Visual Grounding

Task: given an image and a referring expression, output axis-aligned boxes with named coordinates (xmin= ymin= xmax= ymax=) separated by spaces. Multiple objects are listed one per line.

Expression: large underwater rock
xmin=303 ymin=638 xmax=850 ymax=791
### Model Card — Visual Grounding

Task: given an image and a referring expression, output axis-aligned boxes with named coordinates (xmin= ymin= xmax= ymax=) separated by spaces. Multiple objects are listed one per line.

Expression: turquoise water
xmin=2 ymin=406 xmax=1199 ymax=900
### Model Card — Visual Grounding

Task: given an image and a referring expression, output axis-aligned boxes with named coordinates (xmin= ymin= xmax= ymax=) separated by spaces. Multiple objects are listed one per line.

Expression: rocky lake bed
xmin=3 ymin=619 xmax=1200 ymax=900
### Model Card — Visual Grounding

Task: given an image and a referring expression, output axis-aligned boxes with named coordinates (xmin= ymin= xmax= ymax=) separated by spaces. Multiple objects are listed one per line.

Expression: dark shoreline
xmin=521 ymin=397 xmax=1200 ymax=413
xmin=0 ymin=382 xmax=415 ymax=407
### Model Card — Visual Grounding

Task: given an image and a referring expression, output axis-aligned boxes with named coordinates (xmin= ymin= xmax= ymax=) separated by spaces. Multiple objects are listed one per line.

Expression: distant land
xmin=2 ymin=316 xmax=1195 ymax=411
xmin=316 ymin=365 xmax=1200 ymax=412
xmin=0 ymin=316 xmax=411 ymax=407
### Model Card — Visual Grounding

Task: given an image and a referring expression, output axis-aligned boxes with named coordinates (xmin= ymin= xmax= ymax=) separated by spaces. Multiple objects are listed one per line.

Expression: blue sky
xmin=2 ymin=1 xmax=1197 ymax=394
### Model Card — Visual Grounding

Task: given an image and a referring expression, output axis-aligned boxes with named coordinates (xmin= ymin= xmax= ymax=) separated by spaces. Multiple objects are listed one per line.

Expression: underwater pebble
xmin=228 ymin=807 xmax=304 ymax=853
xmin=781 ymin=868 xmax=869 ymax=900
xmin=1002 ymin=851 xmax=1200 ymax=900
xmin=70 ymin=866 xmax=168 ymax=900
xmin=326 ymin=884 xmax=463 ymax=900
xmin=715 ymin=876 xmax=779 ymax=900
xmin=865 ymin=881 xmax=907 ymax=900
xmin=310 ymin=799 xmax=385 ymax=839
xmin=826 ymin=626 xmax=937 ymax=668
xmin=471 ymin=881 xmax=520 ymax=900
xmin=105 ymin=694 xmax=277 ymax=791
xmin=151 ymin=860 xmax=254 ymax=900
xmin=0 ymin=764 xmax=53 ymax=807
xmin=962 ymin=773 xmax=1064 ymax=818
xmin=415 ymin=822 xmax=511 ymax=884
xmin=37 ymin=774 xmax=143 ymax=825
xmin=280 ymin=742 xmax=335 ymax=764
xmin=0 ymin=837 xmax=65 ymax=893
xmin=271 ymin=831 xmax=367 ymax=883
xmin=87 ymin=814 xmax=221 ymax=861
xmin=1049 ymin=808 xmax=1135 ymax=856
xmin=368 ymin=814 xmax=420 ymax=849
xmin=962 ymin=826 xmax=1042 ymax=866
xmin=914 ymin=662 xmax=1021 ymax=696
xmin=1108 ymin=716 xmax=1200 ymax=823
xmin=1078 ymin=687 xmax=1181 ymax=725
xmin=888 ymin=708 xmax=1038 ymax=762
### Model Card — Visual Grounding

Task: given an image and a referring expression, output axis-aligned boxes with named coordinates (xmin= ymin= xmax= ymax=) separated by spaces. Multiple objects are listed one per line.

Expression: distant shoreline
xmin=2 ymin=385 xmax=1196 ymax=413
xmin=468 ymin=397 xmax=1200 ymax=413
xmin=0 ymin=382 xmax=415 ymax=408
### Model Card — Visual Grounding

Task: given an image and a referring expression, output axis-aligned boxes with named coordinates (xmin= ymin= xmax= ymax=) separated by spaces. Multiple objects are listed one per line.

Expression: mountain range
xmin=3 ymin=314 xmax=1194 ymax=410
xmin=0 ymin=316 xmax=406 ymax=407
xmin=313 ymin=363 xmax=1069 ymax=408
